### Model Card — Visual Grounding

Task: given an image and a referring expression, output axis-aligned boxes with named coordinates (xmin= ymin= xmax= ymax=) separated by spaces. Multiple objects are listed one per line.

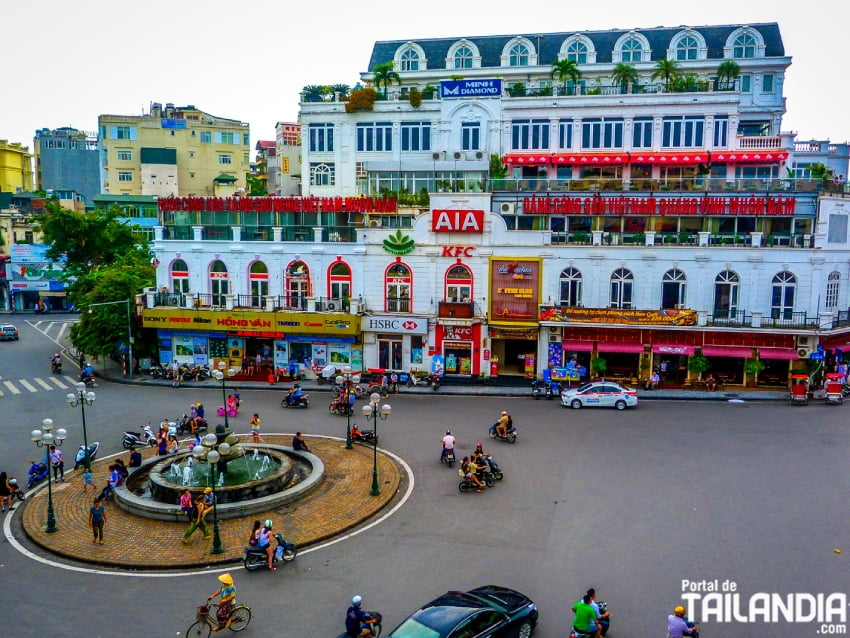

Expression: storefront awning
xmin=652 ymin=344 xmax=695 ymax=355
xmin=552 ymin=152 xmax=629 ymax=166
xmin=757 ymin=347 xmax=799 ymax=360
xmin=597 ymin=342 xmax=644 ymax=353
xmin=630 ymin=151 xmax=708 ymax=165
xmin=503 ymin=153 xmax=551 ymax=165
xmin=710 ymin=151 xmax=789 ymax=164
xmin=562 ymin=340 xmax=594 ymax=352
xmin=701 ymin=345 xmax=753 ymax=358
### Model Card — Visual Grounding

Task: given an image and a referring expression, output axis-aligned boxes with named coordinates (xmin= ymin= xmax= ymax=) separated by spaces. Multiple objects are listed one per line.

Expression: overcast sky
xmin=3 ymin=0 xmax=848 ymax=156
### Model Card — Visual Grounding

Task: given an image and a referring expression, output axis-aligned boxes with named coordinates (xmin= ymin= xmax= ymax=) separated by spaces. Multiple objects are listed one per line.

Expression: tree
xmin=330 ymin=83 xmax=351 ymax=99
xmin=715 ymin=60 xmax=740 ymax=90
xmin=246 ymin=174 xmax=267 ymax=196
xmin=651 ymin=58 xmax=680 ymax=88
xmin=489 ymin=154 xmax=507 ymax=180
xmin=611 ymin=63 xmax=639 ymax=93
xmin=302 ymin=85 xmax=328 ymax=102
xmin=372 ymin=62 xmax=400 ymax=99
xmin=550 ymin=58 xmax=582 ymax=93
xmin=809 ymin=162 xmax=834 ymax=181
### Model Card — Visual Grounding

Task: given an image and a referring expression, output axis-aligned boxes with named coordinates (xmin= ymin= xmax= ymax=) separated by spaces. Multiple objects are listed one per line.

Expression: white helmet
xmin=352 ymin=595 xmax=362 ymax=606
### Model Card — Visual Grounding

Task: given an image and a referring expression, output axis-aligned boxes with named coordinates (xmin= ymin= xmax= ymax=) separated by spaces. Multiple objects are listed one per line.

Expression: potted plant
xmin=590 ymin=357 xmax=607 ymax=378
xmin=687 ymin=353 xmax=710 ymax=380
xmin=508 ymin=82 xmax=527 ymax=97
xmin=422 ymin=84 xmax=437 ymax=99
xmin=407 ymin=87 xmax=422 ymax=108
xmin=743 ymin=358 xmax=765 ymax=387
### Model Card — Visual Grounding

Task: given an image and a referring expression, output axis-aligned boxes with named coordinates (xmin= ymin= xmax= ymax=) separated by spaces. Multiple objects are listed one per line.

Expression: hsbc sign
xmin=431 ymin=209 xmax=485 ymax=233
xmin=363 ymin=314 xmax=428 ymax=335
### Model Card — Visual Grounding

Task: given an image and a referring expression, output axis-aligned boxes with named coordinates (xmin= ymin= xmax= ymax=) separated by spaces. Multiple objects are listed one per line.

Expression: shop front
xmin=7 ymin=244 xmax=69 ymax=311
xmin=361 ymin=314 xmax=428 ymax=373
xmin=435 ymin=323 xmax=484 ymax=376
xmin=489 ymin=257 xmax=541 ymax=377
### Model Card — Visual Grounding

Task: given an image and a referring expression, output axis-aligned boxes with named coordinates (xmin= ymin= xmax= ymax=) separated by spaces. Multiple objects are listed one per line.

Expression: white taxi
xmin=560 ymin=382 xmax=638 ymax=410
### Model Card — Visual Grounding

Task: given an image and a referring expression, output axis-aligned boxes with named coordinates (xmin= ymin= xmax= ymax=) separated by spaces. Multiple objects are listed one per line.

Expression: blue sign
xmin=161 ymin=118 xmax=187 ymax=129
xmin=440 ymin=79 xmax=502 ymax=99
xmin=810 ymin=352 xmax=824 ymax=361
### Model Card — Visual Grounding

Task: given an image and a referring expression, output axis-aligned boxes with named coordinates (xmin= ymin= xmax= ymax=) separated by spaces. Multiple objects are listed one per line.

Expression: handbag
xmin=458 ymin=468 xmax=465 ymax=478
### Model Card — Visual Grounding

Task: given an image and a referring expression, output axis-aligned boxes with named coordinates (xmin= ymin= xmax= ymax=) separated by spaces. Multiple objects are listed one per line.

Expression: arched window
xmin=209 ymin=260 xmax=228 ymax=307
xmin=385 ymin=262 xmax=412 ymax=313
xmin=400 ymin=49 xmax=420 ymax=71
xmin=249 ymin=261 xmax=268 ymax=307
xmin=826 ymin=271 xmax=841 ymax=309
xmin=310 ymin=163 xmax=333 ymax=187
xmin=327 ymin=260 xmax=352 ymax=308
xmin=453 ymin=46 xmax=474 ymax=69
xmin=713 ymin=271 xmax=739 ymax=319
xmin=559 ymin=267 xmax=582 ymax=307
xmin=620 ymin=38 xmax=643 ymax=62
xmin=661 ymin=269 xmax=687 ymax=309
xmin=732 ymin=33 xmax=757 ymax=58
xmin=285 ymin=261 xmax=311 ymax=310
xmin=771 ymin=271 xmax=796 ymax=320
xmin=567 ymin=41 xmax=588 ymax=64
xmin=445 ymin=264 xmax=472 ymax=303
xmin=675 ymin=36 xmax=699 ymax=60
xmin=171 ymin=259 xmax=189 ymax=294
xmin=610 ymin=268 xmax=633 ymax=309
xmin=509 ymin=43 xmax=529 ymax=66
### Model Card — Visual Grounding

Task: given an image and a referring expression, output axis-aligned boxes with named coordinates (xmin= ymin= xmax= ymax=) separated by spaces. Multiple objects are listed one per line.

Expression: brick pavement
xmin=19 ymin=435 xmax=403 ymax=569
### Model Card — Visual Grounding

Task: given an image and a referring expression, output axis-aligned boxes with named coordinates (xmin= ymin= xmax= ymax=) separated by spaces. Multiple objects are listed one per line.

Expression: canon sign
xmin=363 ymin=315 xmax=428 ymax=335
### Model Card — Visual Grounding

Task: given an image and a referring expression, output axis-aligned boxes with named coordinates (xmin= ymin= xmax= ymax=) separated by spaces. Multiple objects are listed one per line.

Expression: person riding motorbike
xmin=286 ymin=383 xmax=303 ymax=406
xmin=207 ymin=572 xmax=237 ymax=631
xmin=51 ymin=353 xmax=62 ymax=372
xmin=257 ymin=519 xmax=275 ymax=571
xmin=461 ymin=456 xmax=485 ymax=492
xmin=495 ymin=411 xmax=510 ymax=438
xmin=441 ymin=430 xmax=456 ymax=461
xmin=571 ymin=594 xmax=602 ymax=638
xmin=667 ymin=605 xmax=699 ymax=638
xmin=345 ymin=595 xmax=377 ymax=637
xmin=80 ymin=363 xmax=94 ymax=383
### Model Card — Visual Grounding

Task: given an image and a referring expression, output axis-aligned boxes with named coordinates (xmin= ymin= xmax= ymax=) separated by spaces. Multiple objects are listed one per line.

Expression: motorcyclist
xmin=495 ymin=410 xmax=510 ymax=438
xmin=350 ymin=424 xmax=365 ymax=442
xmin=80 ymin=363 xmax=94 ymax=382
xmin=51 ymin=353 xmax=62 ymax=371
xmin=286 ymin=383 xmax=303 ymax=406
xmin=667 ymin=605 xmax=699 ymax=638
xmin=571 ymin=593 xmax=602 ymax=638
xmin=441 ymin=430 xmax=456 ymax=461
xmin=345 ymin=595 xmax=377 ymax=637
xmin=257 ymin=519 xmax=275 ymax=571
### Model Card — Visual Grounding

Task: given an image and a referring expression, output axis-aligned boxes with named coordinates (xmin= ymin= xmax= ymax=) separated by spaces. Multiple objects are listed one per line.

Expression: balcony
xmin=706 ymin=310 xmax=752 ymax=327
xmin=387 ymin=298 xmax=411 ymax=313
xmin=438 ymin=301 xmax=474 ymax=319
xmin=763 ymin=312 xmax=819 ymax=329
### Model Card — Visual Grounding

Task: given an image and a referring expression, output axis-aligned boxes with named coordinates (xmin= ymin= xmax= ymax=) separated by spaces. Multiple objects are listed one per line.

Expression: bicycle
xmin=187 ymin=601 xmax=252 ymax=636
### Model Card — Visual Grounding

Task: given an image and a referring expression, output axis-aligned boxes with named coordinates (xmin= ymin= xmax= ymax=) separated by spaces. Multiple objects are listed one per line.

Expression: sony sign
xmin=363 ymin=315 xmax=428 ymax=335
xmin=431 ymin=209 xmax=484 ymax=233
xmin=440 ymin=79 xmax=502 ymax=98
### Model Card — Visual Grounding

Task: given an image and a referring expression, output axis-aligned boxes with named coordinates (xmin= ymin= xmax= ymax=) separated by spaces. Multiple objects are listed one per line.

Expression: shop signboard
xmin=140 ymin=308 xmax=359 ymax=335
xmin=521 ymin=193 xmax=796 ymax=217
xmin=489 ymin=257 xmax=541 ymax=324
xmin=540 ymin=305 xmax=697 ymax=326
xmin=362 ymin=315 xmax=428 ymax=334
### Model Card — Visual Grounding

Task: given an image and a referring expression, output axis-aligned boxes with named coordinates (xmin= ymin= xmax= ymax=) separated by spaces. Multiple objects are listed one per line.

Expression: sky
xmin=3 ymin=0 xmax=849 ymax=156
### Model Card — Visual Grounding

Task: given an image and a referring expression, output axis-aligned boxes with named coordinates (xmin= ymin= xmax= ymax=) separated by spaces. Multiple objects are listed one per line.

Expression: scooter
xmin=122 ymin=425 xmax=157 ymax=449
xmin=569 ymin=600 xmax=611 ymax=637
xmin=51 ymin=359 xmax=63 ymax=374
xmin=531 ymin=379 xmax=542 ymax=399
xmin=316 ymin=364 xmax=338 ymax=385
xmin=458 ymin=470 xmax=495 ymax=492
xmin=488 ymin=421 xmax=518 ymax=444
xmin=350 ymin=427 xmax=378 ymax=445
xmin=440 ymin=447 xmax=456 ymax=467
xmin=8 ymin=478 xmax=25 ymax=502
xmin=73 ymin=442 xmax=100 ymax=470
xmin=281 ymin=394 xmax=310 ymax=408
xmin=80 ymin=371 xmax=97 ymax=388
xmin=345 ymin=611 xmax=383 ymax=638
xmin=479 ymin=453 xmax=504 ymax=480
xmin=27 ymin=461 xmax=49 ymax=489
xmin=430 ymin=373 xmax=441 ymax=391
xmin=544 ymin=380 xmax=558 ymax=400
xmin=329 ymin=396 xmax=354 ymax=416
xmin=177 ymin=414 xmax=208 ymax=435
xmin=243 ymin=533 xmax=297 ymax=571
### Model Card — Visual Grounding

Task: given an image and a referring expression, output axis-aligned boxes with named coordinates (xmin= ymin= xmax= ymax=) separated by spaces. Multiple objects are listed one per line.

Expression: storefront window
xmin=286 ymin=261 xmax=311 ymax=310
xmin=713 ymin=270 xmax=739 ymax=318
xmin=610 ymin=268 xmax=633 ymax=309
xmin=661 ymin=269 xmax=687 ymax=309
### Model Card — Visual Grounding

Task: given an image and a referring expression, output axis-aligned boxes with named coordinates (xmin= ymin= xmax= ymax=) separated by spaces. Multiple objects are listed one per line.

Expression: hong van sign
xmin=440 ymin=79 xmax=502 ymax=98
xmin=362 ymin=315 xmax=428 ymax=335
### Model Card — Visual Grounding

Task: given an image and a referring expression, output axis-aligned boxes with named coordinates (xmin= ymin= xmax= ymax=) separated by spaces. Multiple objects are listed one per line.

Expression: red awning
xmin=710 ymin=151 xmax=789 ymax=164
xmin=701 ymin=345 xmax=753 ymax=358
xmin=652 ymin=344 xmax=695 ymax=355
xmin=631 ymin=151 xmax=708 ymax=165
xmin=757 ymin=347 xmax=799 ymax=360
xmin=552 ymin=152 xmax=629 ymax=166
xmin=562 ymin=340 xmax=594 ymax=352
xmin=597 ymin=342 xmax=644 ymax=353
xmin=503 ymin=153 xmax=551 ymax=165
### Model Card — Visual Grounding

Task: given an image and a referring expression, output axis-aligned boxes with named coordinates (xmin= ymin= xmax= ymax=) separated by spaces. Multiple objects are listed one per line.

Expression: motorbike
xmin=531 ymin=379 xmax=542 ymax=399
xmin=177 ymin=414 xmax=208 ymax=435
xmin=8 ymin=479 xmax=25 ymax=502
xmin=73 ymin=442 xmax=100 ymax=470
xmin=440 ymin=448 xmax=456 ymax=467
xmin=430 ymin=373 xmax=441 ymax=391
xmin=51 ymin=359 xmax=63 ymax=374
xmin=569 ymin=600 xmax=610 ymax=637
xmin=842 ymin=382 xmax=850 ymax=397
xmin=345 ymin=611 xmax=383 ymax=638
xmin=243 ymin=533 xmax=297 ymax=571
xmin=122 ymin=425 xmax=157 ymax=449
xmin=281 ymin=393 xmax=310 ymax=409
xmin=350 ymin=427 xmax=378 ymax=445
xmin=545 ymin=380 xmax=558 ymax=400
xmin=458 ymin=470 xmax=495 ymax=492
xmin=27 ymin=461 xmax=49 ymax=489
xmin=329 ymin=395 xmax=354 ymax=416
xmin=148 ymin=364 xmax=164 ymax=379
xmin=79 ymin=371 xmax=97 ymax=388
xmin=478 ymin=453 xmax=504 ymax=480
xmin=488 ymin=421 xmax=518 ymax=444
xmin=316 ymin=364 xmax=338 ymax=385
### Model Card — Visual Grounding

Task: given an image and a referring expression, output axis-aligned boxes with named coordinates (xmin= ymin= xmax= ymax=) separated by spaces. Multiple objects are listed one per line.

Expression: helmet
xmin=264 ymin=519 xmax=273 ymax=529
xmin=476 ymin=442 xmax=483 ymax=448
xmin=8 ymin=479 xmax=17 ymax=486
xmin=674 ymin=606 xmax=686 ymax=615
xmin=445 ymin=430 xmax=451 ymax=435
xmin=204 ymin=487 xmax=213 ymax=493
xmin=501 ymin=411 xmax=508 ymax=416
xmin=195 ymin=403 xmax=202 ymax=408
xmin=218 ymin=573 xmax=234 ymax=586
xmin=352 ymin=595 xmax=362 ymax=607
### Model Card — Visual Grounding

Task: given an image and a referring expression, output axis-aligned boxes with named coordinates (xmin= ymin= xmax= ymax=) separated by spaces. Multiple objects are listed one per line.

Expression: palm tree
xmin=550 ymin=58 xmax=582 ymax=95
xmin=330 ymin=83 xmax=351 ymax=99
xmin=650 ymin=58 xmax=680 ymax=89
xmin=302 ymin=85 xmax=327 ymax=103
xmin=372 ymin=62 xmax=401 ymax=99
xmin=611 ymin=63 xmax=639 ymax=93
xmin=715 ymin=60 xmax=741 ymax=91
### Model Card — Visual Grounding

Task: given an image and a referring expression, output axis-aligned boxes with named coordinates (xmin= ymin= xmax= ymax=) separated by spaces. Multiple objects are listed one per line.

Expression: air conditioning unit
xmin=797 ymin=347 xmax=812 ymax=359
xmin=368 ymin=219 xmax=382 ymax=228
xmin=796 ymin=335 xmax=818 ymax=349
xmin=500 ymin=202 xmax=515 ymax=214
xmin=431 ymin=151 xmax=444 ymax=161
xmin=475 ymin=151 xmax=485 ymax=160
xmin=549 ymin=334 xmax=560 ymax=343
xmin=452 ymin=151 xmax=463 ymax=160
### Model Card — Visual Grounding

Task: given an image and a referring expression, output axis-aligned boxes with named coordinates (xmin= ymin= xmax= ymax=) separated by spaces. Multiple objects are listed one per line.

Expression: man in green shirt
xmin=571 ymin=594 xmax=601 ymax=637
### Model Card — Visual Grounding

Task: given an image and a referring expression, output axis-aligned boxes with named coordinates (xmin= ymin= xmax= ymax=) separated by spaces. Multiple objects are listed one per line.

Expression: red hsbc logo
xmin=441 ymin=246 xmax=474 ymax=257
xmin=431 ymin=209 xmax=484 ymax=233
xmin=402 ymin=320 xmax=418 ymax=330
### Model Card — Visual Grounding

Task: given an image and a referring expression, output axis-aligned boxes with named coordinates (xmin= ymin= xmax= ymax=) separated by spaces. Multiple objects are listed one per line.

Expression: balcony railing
xmin=763 ymin=312 xmax=819 ymax=329
xmin=193 ymin=293 xmax=226 ymax=309
xmin=387 ymin=298 xmax=411 ymax=313
xmin=706 ymin=310 xmax=752 ymax=327
xmin=438 ymin=301 xmax=474 ymax=319
xmin=203 ymin=226 xmax=233 ymax=241
xmin=322 ymin=226 xmax=357 ymax=242
xmin=737 ymin=135 xmax=783 ymax=150
xmin=161 ymin=225 xmax=194 ymax=240
xmin=236 ymin=294 xmax=265 ymax=309
xmin=240 ymin=226 xmax=274 ymax=241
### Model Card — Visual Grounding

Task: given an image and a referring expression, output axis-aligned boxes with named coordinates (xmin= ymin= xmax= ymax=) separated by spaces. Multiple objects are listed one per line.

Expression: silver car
xmin=560 ymin=382 xmax=638 ymax=410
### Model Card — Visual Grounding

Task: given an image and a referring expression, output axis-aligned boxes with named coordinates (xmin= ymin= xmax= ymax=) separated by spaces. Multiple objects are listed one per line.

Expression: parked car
xmin=386 ymin=585 xmax=538 ymax=638
xmin=0 ymin=324 xmax=19 ymax=341
xmin=560 ymin=382 xmax=638 ymax=410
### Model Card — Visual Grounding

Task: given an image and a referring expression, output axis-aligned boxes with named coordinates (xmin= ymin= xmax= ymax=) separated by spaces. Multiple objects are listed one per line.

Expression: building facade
xmin=98 ymin=103 xmax=250 ymax=198
xmin=0 ymin=140 xmax=34 ymax=193
xmin=275 ymin=122 xmax=301 ymax=196
xmin=33 ymin=127 xmax=100 ymax=207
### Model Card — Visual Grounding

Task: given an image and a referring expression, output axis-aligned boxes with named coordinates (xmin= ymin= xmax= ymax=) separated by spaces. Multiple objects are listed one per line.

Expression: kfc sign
xmin=432 ymin=209 xmax=484 ymax=233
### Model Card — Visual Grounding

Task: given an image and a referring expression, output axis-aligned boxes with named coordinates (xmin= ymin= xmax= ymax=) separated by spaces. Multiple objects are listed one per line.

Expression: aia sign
xmin=431 ymin=209 xmax=484 ymax=233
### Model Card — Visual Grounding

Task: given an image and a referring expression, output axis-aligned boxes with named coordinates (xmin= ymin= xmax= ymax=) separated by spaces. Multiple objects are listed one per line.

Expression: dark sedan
xmin=386 ymin=585 xmax=538 ymax=638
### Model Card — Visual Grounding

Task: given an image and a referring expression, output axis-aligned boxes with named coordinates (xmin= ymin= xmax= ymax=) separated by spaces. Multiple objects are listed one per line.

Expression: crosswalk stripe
xmin=50 ymin=377 xmax=69 ymax=389
xmin=19 ymin=379 xmax=38 ymax=393
xmin=63 ymin=375 xmax=79 ymax=386
xmin=34 ymin=378 xmax=54 ymax=390
xmin=3 ymin=381 xmax=20 ymax=395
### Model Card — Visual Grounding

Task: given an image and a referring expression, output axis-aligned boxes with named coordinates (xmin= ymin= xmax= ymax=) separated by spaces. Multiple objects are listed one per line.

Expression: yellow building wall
xmin=0 ymin=140 xmax=35 ymax=192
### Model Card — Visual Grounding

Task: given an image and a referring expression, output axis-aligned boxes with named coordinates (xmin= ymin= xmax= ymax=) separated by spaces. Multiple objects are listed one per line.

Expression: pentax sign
xmin=431 ymin=209 xmax=485 ymax=233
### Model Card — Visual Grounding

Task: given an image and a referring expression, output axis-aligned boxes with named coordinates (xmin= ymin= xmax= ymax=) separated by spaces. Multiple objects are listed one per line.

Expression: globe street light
xmin=211 ymin=362 xmax=237 ymax=429
xmin=30 ymin=419 xmax=68 ymax=533
xmin=361 ymin=392 xmax=391 ymax=496
xmin=335 ymin=365 xmax=356 ymax=449
xmin=66 ymin=382 xmax=95 ymax=469
xmin=192 ymin=431 xmax=236 ymax=555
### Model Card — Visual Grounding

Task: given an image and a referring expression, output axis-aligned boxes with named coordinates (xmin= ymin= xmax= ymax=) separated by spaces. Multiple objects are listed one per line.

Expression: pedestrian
xmin=254 ymin=352 xmax=263 ymax=374
xmin=182 ymin=494 xmax=211 ymax=544
xmin=226 ymin=394 xmax=238 ymax=416
xmin=78 ymin=351 xmax=85 ymax=368
xmin=241 ymin=354 xmax=249 ymax=373
xmin=207 ymin=573 xmax=238 ymax=630
xmin=390 ymin=371 xmax=399 ymax=393
xmin=250 ymin=413 xmax=261 ymax=443
xmin=380 ymin=373 xmax=389 ymax=393
xmin=128 ymin=446 xmax=142 ymax=468
xmin=82 ymin=467 xmax=95 ymax=492
xmin=234 ymin=388 xmax=241 ymax=409
xmin=0 ymin=471 xmax=13 ymax=512
xmin=203 ymin=486 xmax=216 ymax=507
xmin=292 ymin=432 xmax=310 ymax=452
xmin=166 ymin=435 xmax=179 ymax=454
xmin=179 ymin=488 xmax=193 ymax=520
xmin=171 ymin=359 xmax=180 ymax=383
xmin=49 ymin=445 xmax=64 ymax=482
xmin=288 ymin=359 xmax=297 ymax=381
xmin=89 ymin=497 xmax=106 ymax=544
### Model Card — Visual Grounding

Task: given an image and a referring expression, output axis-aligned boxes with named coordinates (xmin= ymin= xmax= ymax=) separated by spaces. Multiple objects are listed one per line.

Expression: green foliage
xmin=407 ymin=87 xmax=422 ymax=108
xmin=330 ymin=83 xmax=351 ymax=98
xmin=302 ymin=85 xmax=327 ymax=102
xmin=422 ymin=84 xmax=438 ymax=98
xmin=743 ymin=358 xmax=765 ymax=376
xmin=651 ymin=58 xmax=680 ymax=88
xmin=508 ymin=82 xmax=526 ymax=97
xmin=590 ymin=357 xmax=607 ymax=376
xmin=246 ymin=174 xmax=267 ymax=196
xmin=669 ymin=74 xmax=708 ymax=93
xmin=688 ymin=353 xmax=711 ymax=377
xmin=715 ymin=60 xmax=740 ymax=89
xmin=611 ymin=63 xmax=639 ymax=92
xmin=489 ymin=154 xmax=507 ymax=180
xmin=550 ymin=58 xmax=582 ymax=90
xmin=373 ymin=61 xmax=401 ymax=98
xmin=809 ymin=162 xmax=834 ymax=181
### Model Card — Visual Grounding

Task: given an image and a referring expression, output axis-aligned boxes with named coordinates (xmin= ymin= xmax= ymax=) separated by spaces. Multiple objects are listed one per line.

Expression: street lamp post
xmin=361 ymin=392 xmax=391 ymax=496
xmin=192 ymin=431 xmax=234 ymax=555
xmin=335 ymin=365 xmax=356 ymax=449
xmin=30 ymin=419 xmax=68 ymax=533
xmin=212 ymin=362 xmax=237 ymax=429
xmin=87 ymin=299 xmax=134 ymax=378
xmin=66 ymin=382 xmax=95 ymax=469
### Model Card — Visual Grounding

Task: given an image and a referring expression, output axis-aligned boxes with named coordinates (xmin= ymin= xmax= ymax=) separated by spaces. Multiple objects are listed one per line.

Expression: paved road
xmin=1 ymin=321 xmax=847 ymax=638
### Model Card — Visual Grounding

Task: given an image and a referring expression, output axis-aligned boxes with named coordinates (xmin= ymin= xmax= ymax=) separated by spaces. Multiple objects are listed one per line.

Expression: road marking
xmin=3 ymin=381 xmax=20 ymax=395
xmin=2 ymin=435 xmax=415 ymax=578
xmin=34 ymin=378 xmax=54 ymax=390
xmin=19 ymin=379 xmax=38 ymax=393
xmin=63 ymin=375 xmax=79 ymax=386
xmin=49 ymin=377 xmax=69 ymax=389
